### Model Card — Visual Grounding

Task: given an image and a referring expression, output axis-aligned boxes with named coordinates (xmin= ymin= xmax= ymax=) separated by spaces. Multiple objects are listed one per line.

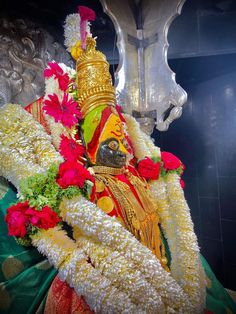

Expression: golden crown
xmin=76 ymin=37 xmax=116 ymax=117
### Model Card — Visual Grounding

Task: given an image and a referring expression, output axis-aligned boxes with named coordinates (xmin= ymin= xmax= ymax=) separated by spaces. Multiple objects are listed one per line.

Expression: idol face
xmin=96 ymin=138 xmax=127 ymax=168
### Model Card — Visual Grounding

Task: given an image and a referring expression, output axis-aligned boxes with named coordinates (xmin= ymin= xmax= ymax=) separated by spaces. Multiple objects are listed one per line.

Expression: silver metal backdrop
xmin=0 ymin=17 xmax=73 ymax=107
xmin=101 ymin=0 xmax=187 ymax=134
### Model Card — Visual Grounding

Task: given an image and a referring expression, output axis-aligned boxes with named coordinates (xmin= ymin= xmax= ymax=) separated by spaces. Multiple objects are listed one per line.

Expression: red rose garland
xmin=137 ymin=152 xmax=185 ymax=188
xmin=5 ymin=202 xmax=61 ymax=238
xmin=161 ymin=151 xmax=181 ymax=170
xmin=137 ymin=157 xmax=160 ymax=180
xmin=57 ymin=160 xmax=94 ymax=189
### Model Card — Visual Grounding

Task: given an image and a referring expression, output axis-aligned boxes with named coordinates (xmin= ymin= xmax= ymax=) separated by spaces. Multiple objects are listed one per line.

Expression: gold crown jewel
xmin=76 ymin=37 xmax=116 ymax=117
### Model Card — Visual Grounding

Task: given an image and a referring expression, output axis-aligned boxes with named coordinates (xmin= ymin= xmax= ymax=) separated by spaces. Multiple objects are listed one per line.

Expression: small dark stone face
xmin=96 ymin=138 xmax=127 ymax=168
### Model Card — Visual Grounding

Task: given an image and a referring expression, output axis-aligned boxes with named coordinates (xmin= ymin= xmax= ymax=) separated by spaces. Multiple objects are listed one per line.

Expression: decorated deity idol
xmin=0 ymin=6 xmax=235 ymax=314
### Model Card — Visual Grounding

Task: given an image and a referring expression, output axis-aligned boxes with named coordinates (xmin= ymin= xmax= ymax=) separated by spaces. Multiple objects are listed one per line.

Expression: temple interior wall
xmin=159 ymin=0 xmax=236 ymax=290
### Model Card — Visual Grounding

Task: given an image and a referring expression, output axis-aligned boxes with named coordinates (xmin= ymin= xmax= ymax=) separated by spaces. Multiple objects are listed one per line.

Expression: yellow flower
xmin=70 ymin=41 xmax=83 ymax=61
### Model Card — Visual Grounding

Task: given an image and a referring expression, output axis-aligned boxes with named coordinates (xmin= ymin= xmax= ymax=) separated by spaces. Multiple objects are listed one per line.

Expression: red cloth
xmin=44 ymin=276 xmax=94 ymax=314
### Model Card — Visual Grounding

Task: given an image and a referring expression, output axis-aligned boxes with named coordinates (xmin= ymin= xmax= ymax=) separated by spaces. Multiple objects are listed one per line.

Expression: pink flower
xmin=57 ymin=161 xmax=94 ymax=189
xmin=44 ymin=62 xmax=70 ymax=91
xmin=5 ymin=202 xmax=31 ymax=237
xmin=59 ymin=135 xmax=85 ymax=161
xmin=161 ymin=151 xmax=181 ymax=170
xmin=29 ymin=206 xmax=61 ymax=230
xmin=78 ymin=6 xmax=96 ymax=49
xmin=78 ymin=6 xmax=96 ymax=21
xmin=43 ymin=93 xmax=82 ymax=128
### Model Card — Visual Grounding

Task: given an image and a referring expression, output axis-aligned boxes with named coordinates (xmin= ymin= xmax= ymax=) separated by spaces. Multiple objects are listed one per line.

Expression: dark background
xmin=1 ymin=0 xmax=236 ymax=290
xmin=162 ymin=0 xmax=236 ymax=290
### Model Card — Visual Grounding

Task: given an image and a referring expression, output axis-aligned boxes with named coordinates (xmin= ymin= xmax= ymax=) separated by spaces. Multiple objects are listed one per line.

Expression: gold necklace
xmin=93 ymin=166 xmax=169 ymax=270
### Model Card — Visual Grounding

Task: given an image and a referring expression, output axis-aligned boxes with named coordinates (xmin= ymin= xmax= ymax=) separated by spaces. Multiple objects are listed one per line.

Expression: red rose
xmin=57 ymin=161 xmax=94 ymax=189
xmin=137 ymin=157 xmax=160 ymax=180
xmin=161 ymin=151 xmax=181 ymax=170
xmin=5 ymin=202 xmax=31 ymax=237
xmin=29 ymin=206 xmax=61 ymax=230
xmin=180 ymin=179 xmax=185 ymax=189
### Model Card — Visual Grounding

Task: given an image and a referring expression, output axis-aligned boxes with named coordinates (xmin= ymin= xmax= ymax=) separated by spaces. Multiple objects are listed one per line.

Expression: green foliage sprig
xmin=19 ymin=163 xmax=82 ymax=215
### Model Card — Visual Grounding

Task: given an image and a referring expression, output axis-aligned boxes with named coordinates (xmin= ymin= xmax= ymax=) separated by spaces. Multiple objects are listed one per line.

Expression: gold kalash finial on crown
xmin=75 ymin=37 xmax=116 ymax=117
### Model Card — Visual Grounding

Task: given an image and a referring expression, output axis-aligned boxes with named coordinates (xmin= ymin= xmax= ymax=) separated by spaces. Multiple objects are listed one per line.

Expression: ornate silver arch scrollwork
xmin=0 ymin=17 xmax=73 ymax=107
xmin=100 ymin=0 xmax=187 ymax=133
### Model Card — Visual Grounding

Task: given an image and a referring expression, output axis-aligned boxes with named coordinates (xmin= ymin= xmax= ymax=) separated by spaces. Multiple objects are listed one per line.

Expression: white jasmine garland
xmin=64 ymin=14 xmax=81 ymax=51
xmin=0 ymin=71 xmax=207 ymax=313
xmin=125 ymin=113 xmax=206 ymax=312
xmin=0 ymin=104 xmax=61 ymax=188
xmin=60 ymin=196 xmax=192 ymax=313
xmin=32 ymin=227 xmax=142 ymax=314
xmin=59 ymin=63 xmax=76 ymax=77
xmin=75 ymin=235 xmax=165 ymax=313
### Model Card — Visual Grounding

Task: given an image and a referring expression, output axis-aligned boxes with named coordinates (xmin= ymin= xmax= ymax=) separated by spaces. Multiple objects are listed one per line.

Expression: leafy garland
xmin=20 ymin=163 xmax=82 ymax=213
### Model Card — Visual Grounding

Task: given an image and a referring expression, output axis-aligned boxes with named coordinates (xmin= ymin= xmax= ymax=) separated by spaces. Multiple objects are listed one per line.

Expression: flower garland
xmin=124 ymin=113 xmax=206 ymax=312
xmin=32 ymin=227 xmax=140 ymax=314
xmin=0 ymin=61 xmax=207 ymax=313
xmin=0 ymin=103 xmax=62 ymax=169
xmin=0 ymin=104 xmax=61 ymax=189
xmin=60 ymin=196 xmax=191 ymax=312
xmin=76 ymin=235 xmax=164 ymax=313
xmin=165 ymin=173 xmax=206 ymax=312
xmin=43 ymin=61 xmax=79 ymax=150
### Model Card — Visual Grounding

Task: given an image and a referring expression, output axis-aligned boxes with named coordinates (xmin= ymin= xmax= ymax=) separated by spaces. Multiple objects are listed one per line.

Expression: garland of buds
xmin=0 ymin=104 xmax=61 ymax=189
xmin=0 ymin=102 xmax=187 ymax=313
xmin=75 ymin=235 xmax=164 ymax=313
xmin=32 ymin=227 xmax=140 ymax=314
xmin=124 ymin=112 xmax=206 ymax=312
xmin=60 ymin=196 xmax=192 ymax=312
xmin=1 ymin=63 xmax=206 ymax=313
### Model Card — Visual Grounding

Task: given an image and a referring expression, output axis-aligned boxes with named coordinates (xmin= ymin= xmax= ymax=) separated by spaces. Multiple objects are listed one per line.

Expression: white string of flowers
xmin=75 ymin=235 xmax=164 ymax=313
xmin=124 ymin=112 xmax=206 ymax=312
xmin=60 ymin=196 xmax=192 ymax=313
xmin=64 ymin=13 xmax=91 ymax=52
xmin=32 ymin=227 xmax=140 ymax=314
xmin=0 ymin=102 xmax=187 ymax=313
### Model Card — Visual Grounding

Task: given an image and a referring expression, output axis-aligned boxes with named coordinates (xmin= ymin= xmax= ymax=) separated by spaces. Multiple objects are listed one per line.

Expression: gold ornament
xmin=92 ymin=166 xmax=169 ymax=269
xmin=97 ymin=196 xmax=114 ymax=214
xmin=95 ymin=180 xmax=105 ymax=193
xmin=76 ymin=37 xmax=116 ymax=117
